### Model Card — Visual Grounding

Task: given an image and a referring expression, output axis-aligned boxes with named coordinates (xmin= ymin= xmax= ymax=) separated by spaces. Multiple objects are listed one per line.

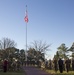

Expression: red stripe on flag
xmin=24 ymin=10 xmax=28 ymax=23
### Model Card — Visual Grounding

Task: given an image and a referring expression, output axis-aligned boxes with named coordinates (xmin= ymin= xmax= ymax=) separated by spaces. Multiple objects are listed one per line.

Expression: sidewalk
xmin=24 ymin=66 xmax=53 ymax=75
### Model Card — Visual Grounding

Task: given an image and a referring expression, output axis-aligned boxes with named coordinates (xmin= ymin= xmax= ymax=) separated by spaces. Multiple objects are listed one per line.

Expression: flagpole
xmin=26 ymin=22 xmax=27 ymax=61
xmin=25 ymin=5 xmax=28 ymax=62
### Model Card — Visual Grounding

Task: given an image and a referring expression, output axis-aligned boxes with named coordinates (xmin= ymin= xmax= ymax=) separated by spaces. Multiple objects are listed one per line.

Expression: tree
xmin=69 ymin=42 xmax=74 ymax=52
xmin=54 ymin=51 xmax=59 ymax=60
xmin=27 ymin=47 xmax=45 ymax=61
xmin=29 ymin=40 xmax=51 ymax=61
xmin=27 ymin=48 xmax=36 ymax=61
xmin=69 ymin=42 xmax=74 ymax=58
xmin=31 ymin=40 xmax=50 ymax=53
xmin=0 ymin=37 xmax=16 ymax=50
xmin=57 ymin=43 xmax=68 ymax=59
xmin=0 ymin=37 xmax=17 ymax=60
xmin=20 ymin=49 xmax=25 ymax=63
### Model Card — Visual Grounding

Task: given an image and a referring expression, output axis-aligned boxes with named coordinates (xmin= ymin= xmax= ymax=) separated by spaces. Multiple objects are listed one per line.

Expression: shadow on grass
xmin=46 ymin=70 xmax=74 ymax=75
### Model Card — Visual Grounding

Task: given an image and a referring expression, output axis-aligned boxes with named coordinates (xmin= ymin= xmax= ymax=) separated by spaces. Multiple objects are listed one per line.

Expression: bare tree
xmin=28 ymin=40 xmax=51 ymax=61
xmin=31 ymin=40 xmax=51 ymax=53
xmin=0 ymin=37 xmax=17 ymax=50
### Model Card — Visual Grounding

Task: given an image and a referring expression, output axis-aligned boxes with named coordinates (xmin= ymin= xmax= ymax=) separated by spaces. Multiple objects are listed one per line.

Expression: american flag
xmin=24 ymin=10 xmax=28 ymax=23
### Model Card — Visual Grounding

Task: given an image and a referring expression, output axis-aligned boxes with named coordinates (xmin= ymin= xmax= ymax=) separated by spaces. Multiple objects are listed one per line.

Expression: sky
xmin=0 ymin=0 xmax=74 ymax=60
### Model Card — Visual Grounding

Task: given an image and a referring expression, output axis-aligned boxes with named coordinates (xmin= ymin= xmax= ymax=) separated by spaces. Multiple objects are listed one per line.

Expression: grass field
xmin=0 ymin=72 xmax=25 ymax=75
xmin=46 ymin=70 xmax=74 ymax=75
xmin=0 ymin=72 xmax=24 ymax=75
xmin=0 ymin=71 xmax=25 ymax=75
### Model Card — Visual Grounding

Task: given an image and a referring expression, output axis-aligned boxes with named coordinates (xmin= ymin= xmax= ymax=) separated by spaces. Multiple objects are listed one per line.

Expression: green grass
xmin=46 ymin=70 xmax=74 ymax=75
xmin=0 ymin=71 xmax=25 ymax=75
xmin=55 ymin=71 xmax=74 ymax=75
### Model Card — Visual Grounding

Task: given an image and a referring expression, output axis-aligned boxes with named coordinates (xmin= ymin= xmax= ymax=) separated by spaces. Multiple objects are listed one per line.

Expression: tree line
xmin=54 ymin=43 xmax=74 ymax=60
xmin=0 ymin=37 xmax=50 ymax=71
xmin=0 ymin=37 xmax=74 ymax=71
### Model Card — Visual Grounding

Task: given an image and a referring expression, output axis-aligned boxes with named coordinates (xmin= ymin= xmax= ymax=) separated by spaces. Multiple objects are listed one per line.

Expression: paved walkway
xmin=24 ymin=66 xmax=53 ymax=75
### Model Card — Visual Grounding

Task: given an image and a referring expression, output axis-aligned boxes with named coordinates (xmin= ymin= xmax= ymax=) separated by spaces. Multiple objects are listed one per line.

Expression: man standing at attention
xmin=3 ymin=59 xmax=8 ymax=72
xmin=58 ymin=58 xmax=64 ymax=73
